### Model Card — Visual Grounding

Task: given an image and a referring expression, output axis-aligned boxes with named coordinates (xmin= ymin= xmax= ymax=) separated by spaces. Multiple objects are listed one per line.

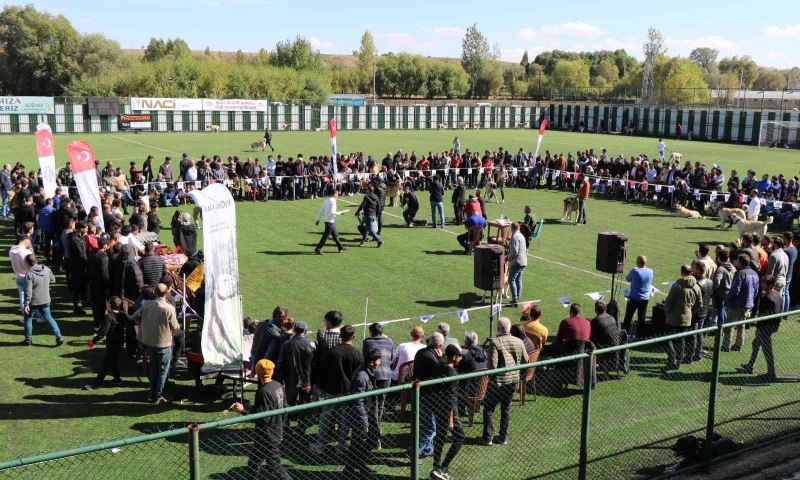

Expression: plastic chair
xmin=519 ymin=336 xmax=543 ymax=405
xmin=529 ymin=219 xmax=545 ymax=248
xmin=397 ymin=361 xmax=415 ymax=416
xmin=461 ymin=371 xmax=489 ymax=427
xmin=467 ymin=226 xmax=484 ymax=255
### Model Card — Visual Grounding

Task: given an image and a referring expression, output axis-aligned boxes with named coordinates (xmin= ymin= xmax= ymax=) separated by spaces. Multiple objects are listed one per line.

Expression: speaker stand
xmin=610 ymin=272 xmax=617 ymax=304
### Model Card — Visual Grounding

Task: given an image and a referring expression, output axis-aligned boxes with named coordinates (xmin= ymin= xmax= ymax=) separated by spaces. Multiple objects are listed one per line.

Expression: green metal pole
xmin=704 ymin=325 xmax=723 ymax=469
xmin=411 ymin=382 xmax=421 ymax=480
xmin=578 ymin=354 xmax=593 ymax=480
xmin=188 ymin=424 xmax=200 ymax=480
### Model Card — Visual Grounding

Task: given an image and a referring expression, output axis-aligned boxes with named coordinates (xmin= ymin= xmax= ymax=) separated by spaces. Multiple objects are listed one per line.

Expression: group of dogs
xmin=560 ymin=194 xmax=773 ymax=238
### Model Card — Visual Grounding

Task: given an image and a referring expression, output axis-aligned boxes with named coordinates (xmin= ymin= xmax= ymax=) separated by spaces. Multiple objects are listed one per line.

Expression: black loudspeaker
xmin=596 ymin=232 xmax=628 ymax=274
xmin=474 ymin=244 xmax=506 ymax=290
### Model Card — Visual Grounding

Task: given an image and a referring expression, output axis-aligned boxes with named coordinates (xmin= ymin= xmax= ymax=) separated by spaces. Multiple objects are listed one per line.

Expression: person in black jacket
xmin=87 ymin=235 xmax=111 ymax=329
xmin=430 ymin=344 xmax=465 ymax=480
xmin=177 ymin=212 xmax=197 ymax=256
xmin=108 ymin=243 xmax=144 ymax=302
xmin=277 ymin=321 xmax=314 ymax=431
xmin=138 ymin=242 xmax=167 ymax=287
xmin=429 ymin=177 xmax=445 ymax=228
xmin=740 ymin=275 xmax=782 ymax=380
xmin=230 ymin=359 xmax=291 ymax=480
xmin=415 ymin=332 xmax=445 ymax=458
xmin=129 ymin=203 xmax=147 ymax=232
xmin=344 ymin=347 xmax=381 ymax=476
xmin=589 ymin=301 xmax=620 ymax=349
xmin=263 ymin=128 xmax=275 ymax=152
xmin=83 ymin=296 xmax=130 ymax=390
xmin=401 ymin=185 xmax=419 ymax=227
xmin=452 ymin=177 xmax=466 ymax=226
xmin=310 ymin=325 xmax=363 ymax=456
xmin=355 ymin=187 xmax=382 ymax=247
xmin=147 ymin=204 xmax=161 ymax=235
xmin=67 ymin=222 xmax=89 ymax=314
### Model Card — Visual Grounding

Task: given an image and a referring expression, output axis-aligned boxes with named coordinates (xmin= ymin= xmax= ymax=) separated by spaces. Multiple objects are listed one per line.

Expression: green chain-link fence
xmin=2 ymin=311 xmax=799 ymax=479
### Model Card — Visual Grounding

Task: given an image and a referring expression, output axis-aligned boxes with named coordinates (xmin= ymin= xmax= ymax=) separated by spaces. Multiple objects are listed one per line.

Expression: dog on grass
xmin=208 ymin=124 xmax=220 ymax=133
xmin=561 ymin=196 xmax=579 ymax=223
xmin=484 ymin=182 xmax=500 ymax=203
xmin=669 ymin=152 xmax=683 ymax=163
xmin=250 ymin=139 xmax=267 ymax=151
xmin=675 ymin=203 xmax=702 ymax=219
xmin=733 ymin=215 xmax=773 ymax=238
xmin=716 ymin=206 xmax=746 ymax=229
xmin=667 ymin=433 xmax=741 ymax=472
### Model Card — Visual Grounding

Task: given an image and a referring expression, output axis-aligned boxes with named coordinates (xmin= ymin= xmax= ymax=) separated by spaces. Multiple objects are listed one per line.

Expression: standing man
xmin=453 ymin=136 xmax=461 ymax=156
xmin=480 ymin=317 xmax=526 ymax=446
xmin=229 ymin=359 xmax=292 ymax=480
xmin=159 ymin=157 xmax=173 ymax=182
xmin=344 ymin=347 xmax=382 ymax=476
xmin=663 ymin=265 xmax=702 ymax=371
xmin=622 ymin=255 xmax=654 ymax=338
xmin=414 ymin=332 xmax=445 ymax=458
xmin=430 ymin=344 xmax=465 ymax=480
xmin=263 ymin=127 xmax=275 ymax=152
xmin=400 ymin=185 xmax=419 ymax=227
xmin=87 ymin=235 xmax=111 ymax=330
xmin=0 ymin=163 xmax=12 ymax=218
xmin=362 ymin=323 xmax=393 ymax=449
xmin=576 ymin=174 xmax=590 ymax=225
xmin=657 ymin=138 xmax=666 ymax=161
xmin=724 ymin=254 xmax=759 ymax=351
xmin=765 ymin=237 xmax=789 ymax=302
xmin=508 ymin=222 xmax=528 ymax=305
xmin=452 ymin=176 xmax=466 ymax=226
xmin=10 ymin=237 xmax=33 ymax=318
xmin=21 ymin=254 xmax=63 ymax=347
xmin=355 ymin=186 xmax=383 ymax=248
xmin=132 ymin=283 xmax=179 ymax=403
xmin=746 ymin=189 xmax=761 ymax=221
xmin=314 ymin=190 xmax=348 ymax=255
xmin=688 ymin=261 xmax=713 ymax=363
xmin=429 ymin=176 xmax=445 ymax=229
xmin=713 ymin=248 xmax=735 ymax=327
xmin=781 ymin=232 xmax=797 ymax=312
xmin=277 ymin=321 xmax=315 ymax=413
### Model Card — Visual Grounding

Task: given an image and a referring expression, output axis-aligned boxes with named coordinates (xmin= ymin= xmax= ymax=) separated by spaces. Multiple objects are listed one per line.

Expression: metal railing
xmin=1 ymin=311 xmax=798 ymax=479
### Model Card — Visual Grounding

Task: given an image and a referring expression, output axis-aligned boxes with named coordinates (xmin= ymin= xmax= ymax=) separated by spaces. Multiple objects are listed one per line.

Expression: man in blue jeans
xmin=10 ymin=237 xmax=33 ymax=315
xmin=622 ymin=255 xmax=654 ymax=338
xmin=133 ymin=283 xmax=179 ymax=403
xmin=508 ymin=222 xmax=528 ymax=305
xmin=414 ymin=332 xmax=444 ymax=457
xmin=355 ymin=187 xmax=383 ymax=248
xmin=0 ymin=163 xmax=12 ymax=218
xmin=21 ymin=254 xmax=63 ymax=346
xmin=429 ymin=177 xmax=445 ymax=228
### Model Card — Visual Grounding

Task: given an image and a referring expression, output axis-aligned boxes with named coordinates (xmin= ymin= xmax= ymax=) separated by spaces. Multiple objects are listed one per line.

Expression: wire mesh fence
xmin=1 ymin=311 xmax=798 ymax=479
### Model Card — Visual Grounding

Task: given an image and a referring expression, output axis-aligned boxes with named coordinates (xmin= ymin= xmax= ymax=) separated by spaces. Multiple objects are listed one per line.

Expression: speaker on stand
xmin=474 ymin=244 xmax=506 ymax=338
xmin=596 ymin=232 xmax=628 ymax=304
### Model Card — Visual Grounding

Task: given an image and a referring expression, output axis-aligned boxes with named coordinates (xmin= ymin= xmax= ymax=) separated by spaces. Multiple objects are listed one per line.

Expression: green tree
xmin=718 ymin=55 xmax=758 ymax=87
xmin=595 ymin=57 xmax=619 ymax=86
xmin=355 ymin=30 xmax=377 ymax=94
xmin=520 ymin=50 xmax=530 ymax=76
xmin=143 ymin=38 xmax=168 ymax=62
xmin=74 ymin=34 xmax=129 ymax=77
xmin=551 ymin=59 xmax=590 ymax=92
xmin=461 ymin=23 xmax=491 ymax=97
xmin=752 ymin=68 xmax=787 ymax=90
xmin=0 ymin=5 xmax=81 ymax=95
xmin=662 ymin=59 xmax=709 ymax=104
xmin=270 ymin=37 xmax=322 ymax=70
xmin=788 ymin=67 xmax=800 ymax=90
xmin=689 ymin=47 xmax=718 ymax=75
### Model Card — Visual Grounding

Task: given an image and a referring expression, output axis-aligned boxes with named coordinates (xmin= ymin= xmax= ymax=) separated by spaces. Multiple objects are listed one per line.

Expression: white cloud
xmin=432 ymin=26 xmax=465 ymax=38
xmin=604 ymin=37 xmax=641 ymax=56
xmin=667 ymin=35 xmax=740 ymax=52
xmin=701 ymin=19 xmax=716 ymax=27
xmin=767 ymin=51 xmax=785 ymax=60
xmin=539 ymin=21 xmax=605 ymax=38
xmin=515 ymin=27 xmax=538 ymax=42
xmin=763 ymin=24 xmax=800 ymax=37
xmin=308 ymin=36 xmax=336 ymax=52
xmin=375 ymin=32 xmax=434 ymax=51
xmin=79 ymin=17 xmax=93 ymax=25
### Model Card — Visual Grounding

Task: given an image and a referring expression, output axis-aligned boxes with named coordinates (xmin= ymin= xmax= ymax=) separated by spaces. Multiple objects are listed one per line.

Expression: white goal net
xmin=758 ymin=120 xmax=800 ymax=148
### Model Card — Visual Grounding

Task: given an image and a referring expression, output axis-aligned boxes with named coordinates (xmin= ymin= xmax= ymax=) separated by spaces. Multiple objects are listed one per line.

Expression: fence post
xmin=188 ymin=424 xmax=200 ymax=480
xmin=578 ymin=354 xmax=593 ymax=480
xmin=704 ymin=325 xmax=723 ymax=469
xmin=410 ymin=382 xmax=421 ymax=480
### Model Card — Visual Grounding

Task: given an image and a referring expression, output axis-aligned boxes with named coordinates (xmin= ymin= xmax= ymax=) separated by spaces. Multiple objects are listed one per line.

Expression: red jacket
xmin=578 ymin=179 xmax=590 ymax=199
xmin=556 ymin=316 xmax=591 ymax=344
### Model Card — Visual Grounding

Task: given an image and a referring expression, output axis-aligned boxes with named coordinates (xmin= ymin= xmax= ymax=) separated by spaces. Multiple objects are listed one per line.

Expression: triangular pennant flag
xmin=491 ymin=304 xmax=502 ymax=316
xmin=419 ymin=314 xmax=435 ymax=324
xmin=557 ymin=296 xmax=570 ymax=307
xmin=457 ymin=310 xmax=469 ymax=324
xmin=521 ymin=301 xmax=534 ymax=313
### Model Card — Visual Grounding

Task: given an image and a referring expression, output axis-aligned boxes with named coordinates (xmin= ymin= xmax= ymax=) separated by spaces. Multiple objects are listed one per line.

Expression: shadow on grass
xmin=416 ymin=292 xmax=483 ymax=308
xmin=258 ymin=250 xmax=317 ymax=256
xmin=629 ymin=213 xmax=675 ymax=218
xmin=422 ymin=250 xmax=464 ymax=256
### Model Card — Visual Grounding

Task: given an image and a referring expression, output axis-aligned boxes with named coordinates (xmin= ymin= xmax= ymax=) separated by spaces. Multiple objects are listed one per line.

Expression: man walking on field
xmin=315 ymin=190 xmax=348 ymax=255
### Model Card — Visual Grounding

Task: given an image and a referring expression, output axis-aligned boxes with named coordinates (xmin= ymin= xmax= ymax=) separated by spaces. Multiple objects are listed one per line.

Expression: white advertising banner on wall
xmin=201 ymin=99 xmax=269 ymax=112
xmin=130 ymin=97 xmax=203 ymax=111
xmin=0 ymin=96 xmax=55 ymax=114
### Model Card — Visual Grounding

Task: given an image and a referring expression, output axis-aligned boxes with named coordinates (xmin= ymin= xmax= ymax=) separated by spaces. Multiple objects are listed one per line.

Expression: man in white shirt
xmin=657 ymin=138 xmax=666 ymax=161
xmin=391 ymin=326 xmax=426 ymax=381
xmin=10 ymin=237 xmax=33 ymax=315
xmin=314 ymin=190 xmax=348 ymax=255
xmin=746 ymin=189 xmax=761 ymax=221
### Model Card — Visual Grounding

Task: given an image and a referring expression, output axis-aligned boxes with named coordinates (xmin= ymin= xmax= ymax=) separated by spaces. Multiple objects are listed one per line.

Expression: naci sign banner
xmin=131 ymin=97 xmax=269 ymax=112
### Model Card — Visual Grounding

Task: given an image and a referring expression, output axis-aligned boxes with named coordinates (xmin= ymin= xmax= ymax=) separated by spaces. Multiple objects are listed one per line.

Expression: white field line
xmin=110 ymin=135 xmax=180 ymax=155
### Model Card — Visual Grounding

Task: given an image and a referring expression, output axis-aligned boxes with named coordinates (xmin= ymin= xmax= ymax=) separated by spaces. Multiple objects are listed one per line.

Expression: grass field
xmin=1 ymin=130 xmax=800 ymax=479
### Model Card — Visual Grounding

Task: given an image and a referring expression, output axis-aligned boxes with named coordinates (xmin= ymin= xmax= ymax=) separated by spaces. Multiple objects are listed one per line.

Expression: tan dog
xmin=669 ymin=152 xmax=683 ymax=163
xmin=516 ymin=122 xmax=528 ymax=129
xmin=437 ymin=123 xmax=448 ymax=130
xmin=733 ymin=216 xmax=773 ymax=238
xmin=485 ymin=182 xmax=499 ymax=203
xmin=717 ymin=207 xmax=746 ymax=229
xmin=561 ymin=196 xmax=579 ymax=222
xmin=250 ymin=139 xmax=267 ymax=151
xmin=472 ymin=121 xmax=481 ymax=130
xmin=675 ymin=203 xmax=702 ymax=219
xmin=208 ymin=124 xmax=220 ymax=133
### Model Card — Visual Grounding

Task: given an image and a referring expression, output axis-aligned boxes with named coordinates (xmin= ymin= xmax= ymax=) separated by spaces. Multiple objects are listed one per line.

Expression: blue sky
xmin=12 ymin=0 xmax=800 ymax=68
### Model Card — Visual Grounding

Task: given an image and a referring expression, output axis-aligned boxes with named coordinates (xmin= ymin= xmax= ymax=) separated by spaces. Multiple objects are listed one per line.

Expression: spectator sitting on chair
xmin=510 ymin=324 xmax=536 ymax=355
xmin=521 ymin=305 xmax=548 ymax=346
xmin=437 ymin=322 xmax=460 ymax=349
xmin=554 ymin=303 xmax=591 ymax=345
xmin=590 ymin=301 xmax=620 ymax=349
xmin=391 ymin=325 xmax=426 ymax=382
xmin=457 ymin=213 xmax=487 ymax=254
xmin=479 ymin=317 xmax=526 ymax=446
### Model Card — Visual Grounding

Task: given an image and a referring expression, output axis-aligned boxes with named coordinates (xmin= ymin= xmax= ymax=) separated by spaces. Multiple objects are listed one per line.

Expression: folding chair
xmin=529 ymin=218 xmax=545 ymax=248
xmin=397 ymin=361 xmax=415 ymax=416
xmin=462 ymin=371 xmax=489 ymax=427
xmin=466 ymin=226 xmax=484 ymax=255
xmin=519 ymin=335 xmax=542 ymax=405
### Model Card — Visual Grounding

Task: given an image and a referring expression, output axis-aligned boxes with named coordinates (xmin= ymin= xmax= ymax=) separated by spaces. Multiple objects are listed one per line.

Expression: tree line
xmin=1 ymin=5 xmax=798 ymax=102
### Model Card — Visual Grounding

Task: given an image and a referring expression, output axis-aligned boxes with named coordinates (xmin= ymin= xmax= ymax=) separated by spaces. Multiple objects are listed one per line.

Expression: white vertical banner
xmin=65 ymin=141 xmax=102 ymax=227
xmin=35 ymin=123 xmax=57 ymax=198
xmin=188 ymin=183 xmax=243 ymax=368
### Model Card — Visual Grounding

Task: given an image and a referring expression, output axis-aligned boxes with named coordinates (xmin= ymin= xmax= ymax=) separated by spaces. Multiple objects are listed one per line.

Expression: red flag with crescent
xmin=65 ymin=140 xmax=103 ymax=228
xmin=35 ymin=124 xmax=57 ymax=198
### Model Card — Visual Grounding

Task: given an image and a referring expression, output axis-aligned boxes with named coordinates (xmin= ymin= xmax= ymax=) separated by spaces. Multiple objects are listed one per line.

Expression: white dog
xmin=250 ymin=139 xmax=267 ymax=151
xmin=675 ymin=204 xmax=702 ymax=219
xmin=733 ymin=216 xmax=773 ymax=238
xmin=717 ymin=207 xmax=746 ymax=230
xmin=208 ymin=124 xmax=220 ymax=133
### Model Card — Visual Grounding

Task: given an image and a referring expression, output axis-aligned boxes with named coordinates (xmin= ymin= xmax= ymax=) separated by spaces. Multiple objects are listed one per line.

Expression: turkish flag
xmin=65 ymin=140 xmax=102 ymax=227
xmin=538 ymin=119 xmax=548 ymax=136
xmin=35 ymin=128 xmax=54 ymax=157
xmin=66 ymin=141 xmax=96 ymax=174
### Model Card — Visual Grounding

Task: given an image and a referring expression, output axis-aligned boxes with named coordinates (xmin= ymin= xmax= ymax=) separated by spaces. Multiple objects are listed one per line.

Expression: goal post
xmin=758 ymin=120 xmax=800 ymax=148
